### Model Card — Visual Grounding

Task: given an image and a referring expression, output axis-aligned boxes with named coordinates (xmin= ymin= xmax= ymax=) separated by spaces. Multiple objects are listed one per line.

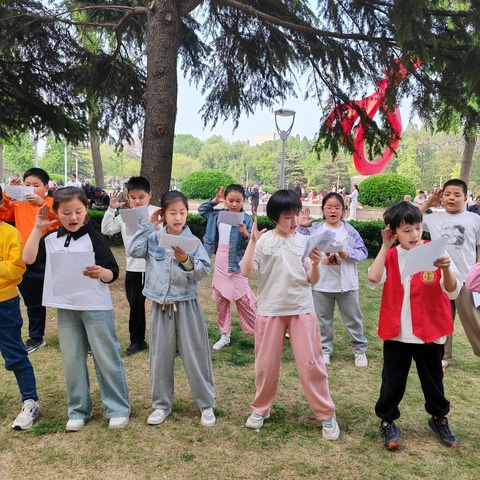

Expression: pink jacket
xmin=466 ymin=263 xmax=480 ymax=292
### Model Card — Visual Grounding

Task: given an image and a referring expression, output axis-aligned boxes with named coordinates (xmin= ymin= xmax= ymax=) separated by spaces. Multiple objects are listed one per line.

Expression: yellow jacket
xmin=0 ymin=222 xmax=26 ymax=302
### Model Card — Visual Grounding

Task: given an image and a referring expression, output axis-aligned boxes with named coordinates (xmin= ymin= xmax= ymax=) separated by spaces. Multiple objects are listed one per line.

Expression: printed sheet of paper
xmin=5 ymin=185 xmax=34 ymax=202
xmin=325 ymin=244 xmax=344 ymax=254
xmin=120 ymin=206 xmax=150 ymax=236
xmin=218 ymin=210 xmax=244 ymax=227
xmin=301 ymin=231 xmax=336 ymax=261
xmin=50 ymin=252 xmax=96 ymax=296
xmin=401 ymin=237 xmax=448 ymax=279
xmin=158 ymin=233 xmax=200 ymax=253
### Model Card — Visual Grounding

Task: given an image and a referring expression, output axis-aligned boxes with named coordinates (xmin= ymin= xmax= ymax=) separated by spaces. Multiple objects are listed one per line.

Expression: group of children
xmin=2 ymin=170 xmax=480 ymax=451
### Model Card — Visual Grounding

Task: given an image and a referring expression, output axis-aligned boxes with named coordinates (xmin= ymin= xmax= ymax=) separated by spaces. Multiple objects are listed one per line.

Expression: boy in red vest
xmin=368 ymin=202 xmax=462 ymax=450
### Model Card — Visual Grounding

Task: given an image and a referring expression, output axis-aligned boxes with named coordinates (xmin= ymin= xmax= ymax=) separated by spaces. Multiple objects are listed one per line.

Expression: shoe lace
xmin=323 ymin=416 xmax=335 ymax=428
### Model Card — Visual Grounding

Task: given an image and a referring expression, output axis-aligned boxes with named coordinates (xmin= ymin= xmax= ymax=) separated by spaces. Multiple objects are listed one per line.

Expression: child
xmin=420 ymin=179 xmax=480 ymax=367
xmin=199 ymin=184 xmax=257 ymax=350
xmin=0 ymin=185 xmax=40 ymax=430
xmin=102 ymin=176 xmax=157 ymax=355
xmin=23 ymin=187 xmax=130 ymax=431
xmin=127 ymin=191 xmax=216 ymax=427
xmin=241 ymin=189 xmax=340 ymax=440
xmin=298 ymin=192 xmax=368 ymax=367
xmin=368 ymin=201 xmax=461 ymax=450
xmin=0 ymin=168 xmax=58 ymax=353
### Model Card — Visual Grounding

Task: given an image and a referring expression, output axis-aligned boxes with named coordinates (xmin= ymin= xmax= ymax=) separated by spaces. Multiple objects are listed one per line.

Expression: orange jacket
xmin=0 ymin=195 xmax=58 ymax=244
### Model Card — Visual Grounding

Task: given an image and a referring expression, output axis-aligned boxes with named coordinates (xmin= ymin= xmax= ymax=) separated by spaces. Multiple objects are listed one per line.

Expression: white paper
xmin=401 ymin=237 xmax=449 ymax=279
xmin=301 ymin=231 xmax=336 ymax=261
xmin=473 ymin=292 xmax=480 ymax=308
xmin=325 ymin=244 xmax=344 ymax=254
xmin=5 ymin=185 xmax=34 ymax=202
xmin=120 ymin=206 xmax=150 ymax=236
xmin=50 ymin=252 xmax=96 ymax=296
xmin=158 ymin=233 xmax=200 ymax=253
xmin=218 ymin=210 xmax=244 ymax=227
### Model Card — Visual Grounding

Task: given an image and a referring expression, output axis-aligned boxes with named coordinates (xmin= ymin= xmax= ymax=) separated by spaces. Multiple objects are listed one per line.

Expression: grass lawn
xmin=1 ymin=246 xmax=480 ymax=479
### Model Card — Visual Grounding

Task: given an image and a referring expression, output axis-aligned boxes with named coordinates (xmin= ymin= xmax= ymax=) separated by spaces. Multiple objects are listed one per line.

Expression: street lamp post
xmin=274 ymin=108 xmax=296 ymax=189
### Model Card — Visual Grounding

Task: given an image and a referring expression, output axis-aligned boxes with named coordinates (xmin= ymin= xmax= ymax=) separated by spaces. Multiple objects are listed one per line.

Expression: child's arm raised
xmin=419 ymin=189 xmax=442 ymax=214
xmin=368 ymin=225 xmax=396 ymax=283
xmin=23 ymin=204 xmax=57 ymax=265
xmin=241 ymin=217 xmax=266 ymax=278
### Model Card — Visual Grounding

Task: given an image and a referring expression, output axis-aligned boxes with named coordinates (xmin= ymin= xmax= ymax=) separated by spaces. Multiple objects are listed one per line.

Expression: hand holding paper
xmin=301 ymin=231 xmax=336 ymax=261
xmin=401 ymin=237 xmax=448 ymax=279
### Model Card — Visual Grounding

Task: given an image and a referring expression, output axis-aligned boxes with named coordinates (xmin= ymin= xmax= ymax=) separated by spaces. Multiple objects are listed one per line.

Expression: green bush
xmin=261 ymin=185 xmax=277 ymax=194
xmin=359 ymin=173 xmax=416 ymax=207
xmin=181 ymin=170 xmax=238 ymax=200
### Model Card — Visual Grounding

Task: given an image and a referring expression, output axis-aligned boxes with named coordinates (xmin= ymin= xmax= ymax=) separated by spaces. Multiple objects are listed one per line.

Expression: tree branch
xmin=179 ymin=0 xmax=204 ymax=16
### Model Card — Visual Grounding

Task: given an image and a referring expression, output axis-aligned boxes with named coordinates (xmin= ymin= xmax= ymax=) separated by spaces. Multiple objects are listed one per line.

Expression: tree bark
xmin=460 ymin=135 xmax=477 ymax=184
xmin=90 ymin=133 xmax=104 ymax=188
xmin=140 ymin=1 xmax=181 ymax=202
xmin=0 ymin=141 xmax=4 ymax=183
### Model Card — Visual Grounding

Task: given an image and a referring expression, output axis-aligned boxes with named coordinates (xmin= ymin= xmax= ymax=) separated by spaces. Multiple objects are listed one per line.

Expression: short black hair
xmin=94 ymin=186 xmax=103 ymax=192
xmin=383 ymin=201 xmax=422 ymax=232
xmin=160 ymin=190 xmax=189 ymax=211
xmin=443 ymin=179 xmax=467 ymax=196
xmin=23 ymin=167 xmax=49 ymax=186
xmin=322 ymin=192 xmax=345 ymax=210
xmin=126 ymin=176 xmax=151 ymax=193
xmin=266 ymin=189 xmax=302 ymax=223
xmin=224 ymin=184 xmax=245 ymax=199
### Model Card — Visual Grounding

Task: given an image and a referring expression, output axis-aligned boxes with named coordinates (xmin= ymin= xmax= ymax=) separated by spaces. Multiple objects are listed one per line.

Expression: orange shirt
xmin=0 ymin=195 xmax=58 ymax=244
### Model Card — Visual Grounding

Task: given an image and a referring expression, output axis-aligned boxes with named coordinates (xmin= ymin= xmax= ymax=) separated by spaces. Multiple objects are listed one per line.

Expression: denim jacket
xmin=198 ymin=199 xmax=252 ymax=273
xmin=127 ymin=219 xmax=211 ymax=304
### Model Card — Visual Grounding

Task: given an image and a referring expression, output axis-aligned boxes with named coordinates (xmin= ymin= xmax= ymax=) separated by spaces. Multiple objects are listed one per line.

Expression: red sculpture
xmin=326 ymin=61 xmax=419 ymax=175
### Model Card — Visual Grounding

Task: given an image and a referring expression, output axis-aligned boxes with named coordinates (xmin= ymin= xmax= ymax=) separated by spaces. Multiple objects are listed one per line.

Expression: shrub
xmin=261 ymin=185 xmax=277 ymax=194
xmin=358 ymin=173 xmax=416 ymax=207
xmin=181 ymin=170 xmax=238 ymax=200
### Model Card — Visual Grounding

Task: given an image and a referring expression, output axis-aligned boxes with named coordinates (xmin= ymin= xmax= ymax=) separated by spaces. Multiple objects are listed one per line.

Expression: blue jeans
xmin=0 ymin=296 xmax=37 ymax=401
xmin=57 ymin=308 xmax=130 ymax=420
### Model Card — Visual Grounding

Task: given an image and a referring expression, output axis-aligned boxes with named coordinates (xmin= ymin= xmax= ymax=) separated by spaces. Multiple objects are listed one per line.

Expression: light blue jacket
xmin=127 ymin=220 xmax=211 ymax=304
xmin=198 ymin=199 xmax=253 ymax=273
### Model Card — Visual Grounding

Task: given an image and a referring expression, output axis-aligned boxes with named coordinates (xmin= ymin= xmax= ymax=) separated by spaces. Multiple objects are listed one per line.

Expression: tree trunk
xmin=0 ymin=141 xmax=4 ymax=182
xmin=140 ymin=1 xmax=180 ymax=202
xmin=460 ymin=135 xmax=477 ymax=184
xmin=90 ymin=133 xmax=104 ymax=188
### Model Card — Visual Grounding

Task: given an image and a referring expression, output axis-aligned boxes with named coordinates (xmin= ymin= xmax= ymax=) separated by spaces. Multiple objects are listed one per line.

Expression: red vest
xmin=378 ymin=246 xmax=453 ymax=343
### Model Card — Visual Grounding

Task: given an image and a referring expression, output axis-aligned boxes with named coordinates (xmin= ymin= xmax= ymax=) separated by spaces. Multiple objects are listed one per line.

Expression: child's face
xmin=442 ymin=185 xmax=467 ymax=214
xmin=274 ymin=210 xmax=301 ymax=238
xmin=322 ymin=197 xmax=344 ymax=226
xmin=24 ymin=175 xmax=48 ymax=198
xmin=394 ymin=221 xmax=423 ymax=250
xmin=56 ymin=198 xmax=88 ymax=232
xmin=163 ymin=200 xmax=188 ymax=235
xmin=128 ymin=189 xmax=152 ymax=208
xmin=224 ymin=190 xmax=245 ymax=212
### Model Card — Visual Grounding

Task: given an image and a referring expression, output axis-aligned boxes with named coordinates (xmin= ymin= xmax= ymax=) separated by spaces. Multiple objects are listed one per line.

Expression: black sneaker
xmin=125 ymin=340 xmax=148 ymax=356
xmin=25 ymin=338 xmax=47 ymax=353
xmin=428 ymin=416 xmax=458 ymax=448
xmin=380 ymin=420 xmax=401 ymax=450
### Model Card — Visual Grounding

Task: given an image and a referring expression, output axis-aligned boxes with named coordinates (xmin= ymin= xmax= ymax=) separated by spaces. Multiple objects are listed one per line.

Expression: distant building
xmin=253 ymin=133 xmax=280 ymax=146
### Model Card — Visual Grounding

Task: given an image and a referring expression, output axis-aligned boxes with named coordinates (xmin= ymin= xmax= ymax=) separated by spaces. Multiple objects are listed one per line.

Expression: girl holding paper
xmin=22 ymin=187 xmax=130 ymax=432
xmin=199 ymin=184 xmax=257 ymax=350
xmin=298 ymin=192 xmax=369 ymax=367
xmin=127 ymin=190 xmax=217 ymax=428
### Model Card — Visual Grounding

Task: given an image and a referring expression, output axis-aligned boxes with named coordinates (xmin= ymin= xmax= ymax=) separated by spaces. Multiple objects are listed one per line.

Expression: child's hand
xmin=381 ymin=225 xmax=396 ymax=248
xmin=83 ymin=265 xmax=106 ymax=280
xmin=309 ymin=247 xmax=321 ymax=266
xmin=433 ymin=256 xmax=451 ymax=271
xmin=338 ymin=250 xmax=349 ymax=260
xmin=250 ymin=217 xmax=267 ymax=242
xmin=34 ymin=204 xmax=58 ymax=230
xmin=427 ymin=189 xmax=442 ymax=207
xmin=8 ymin=178 xmax=21 ymax=186
xmin=238 ymin=223 xmax=248 ymax=239
xmin=214 ymin=187 xmax=225 ymax=204
xmin=109 ymin=190 xmax=125 ymax=209
xmin=171 ymin=246 xmax=189 ymax=263
xmin=148 ymin=207 xmax=162 ymax=226
xmin=300 ymin=208 xmax=311 ymax=226
xmin=25 ymin=193 xmax=43 ymax=206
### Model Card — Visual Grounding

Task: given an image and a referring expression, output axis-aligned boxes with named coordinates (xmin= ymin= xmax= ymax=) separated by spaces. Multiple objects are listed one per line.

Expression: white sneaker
xmin=322 ymin=413 xmax=340 ymax=440
xmin=66 ymin=418 xmax=87 ymax=432
xmin=201 ymin=407 xmax=216 ymax=427
xmin=442 ymin=359 xmax=449 ymax=371
xmin=246 ymin=411 xmax=271 ymax=429
xmin=323 ymin=353 xmax=331 ymax=365
xmin=109 ymin=415 xmax=130 ymax=429
xmin=12 ymin=399 xmax=39 ymax=430
xmin=354 ymin=353 xmax=368 ymax=367
xmin=147 ymin=408 xmax=172 ymax=425
xmin=213 ymin=333 xmax=231 ymax=350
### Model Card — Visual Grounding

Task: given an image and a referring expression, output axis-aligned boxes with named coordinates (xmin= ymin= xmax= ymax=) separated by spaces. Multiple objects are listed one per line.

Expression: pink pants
xmin=251 ymin=312 xmax=335 ymax=421
xmin=213 ymin=287 xmax=256 ymax=334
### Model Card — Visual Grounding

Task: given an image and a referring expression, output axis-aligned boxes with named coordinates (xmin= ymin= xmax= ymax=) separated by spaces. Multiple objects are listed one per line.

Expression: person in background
xmin=91 ymin=187 xmax=110 ymax=211
xmin=250 ymin=184 xmax=260 ymax=216
xmin=414 ymin=190 xmax=427 ymax=207
xmin=65 ymin=174 xmax=81 ymax=188
xmin=82 ymin=179 xmax=95 ymax=208
xmin=347 ymin=185 xmax=360 ymax=220
xmin=468 ymin=196 xmax=480 ymax=215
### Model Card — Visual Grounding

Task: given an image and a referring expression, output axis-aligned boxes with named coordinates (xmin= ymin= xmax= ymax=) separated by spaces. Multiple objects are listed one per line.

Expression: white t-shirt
xmin=252 ymin=231 xmax=314 ymax=316
xmin=423 ymin=210 xmax=480 ymax=280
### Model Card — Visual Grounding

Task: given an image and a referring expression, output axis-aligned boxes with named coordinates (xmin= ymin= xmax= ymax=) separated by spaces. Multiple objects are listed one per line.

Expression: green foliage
xmin=261 ymin=185 xmax=277 ymax=194
xmin=359 ymin=173 xmax=416 ymax=207
xmin=181 ymin=169 xmax=238 ymax=200
xmin=347 ymin=220 xmax=386 ymax=258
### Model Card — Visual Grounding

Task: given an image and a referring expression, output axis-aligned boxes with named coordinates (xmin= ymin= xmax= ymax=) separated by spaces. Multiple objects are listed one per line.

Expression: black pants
xmin=18 ymin=264 xmax=46 ymax=340
xmin=125 ymin=271 xmax=146 ymax=344
xmin=375 ymin=340 xmax=450 ymax=422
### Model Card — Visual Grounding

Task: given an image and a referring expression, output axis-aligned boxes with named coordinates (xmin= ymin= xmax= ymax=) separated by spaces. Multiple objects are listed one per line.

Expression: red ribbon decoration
xmin=326 ymin=61 xmax=419 ymax=175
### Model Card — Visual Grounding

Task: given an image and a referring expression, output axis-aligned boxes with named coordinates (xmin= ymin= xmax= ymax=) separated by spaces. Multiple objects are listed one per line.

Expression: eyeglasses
xmin=324 ymin=206 xmax=342 ymax=212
